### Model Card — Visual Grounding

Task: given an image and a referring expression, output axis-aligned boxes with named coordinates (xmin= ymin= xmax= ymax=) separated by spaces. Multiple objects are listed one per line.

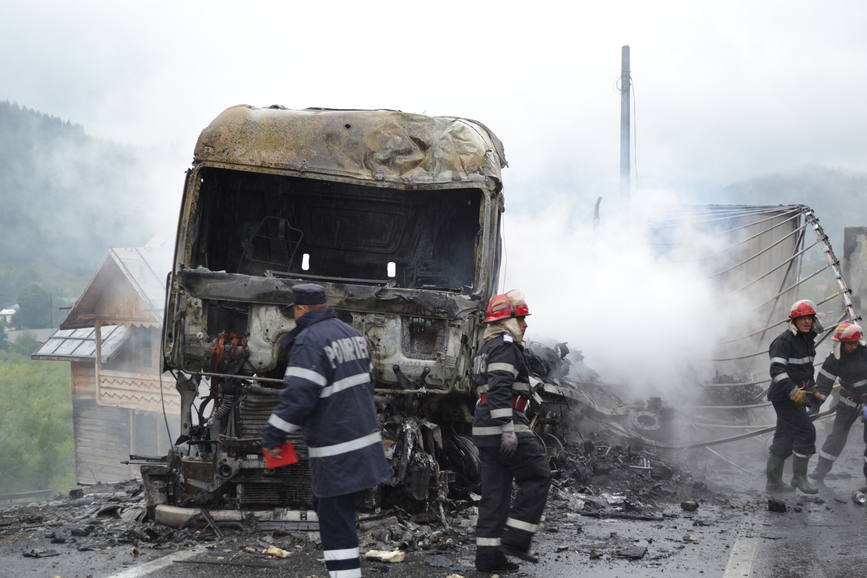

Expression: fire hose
xmin=605 ymin=407 xmax=837 ymax=451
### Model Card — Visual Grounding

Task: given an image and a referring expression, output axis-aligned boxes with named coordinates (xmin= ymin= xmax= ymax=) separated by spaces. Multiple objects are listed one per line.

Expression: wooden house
xmin=32 ymin=244 xmax=179 ymax=484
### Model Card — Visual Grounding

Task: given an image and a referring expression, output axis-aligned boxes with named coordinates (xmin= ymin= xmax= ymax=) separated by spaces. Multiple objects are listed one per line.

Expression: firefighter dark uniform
xmin=766 ymin=299 xmax=820 ymax=494
xmin=810 ymin=323 xmax=867 ymax=484
xmin=263 ymin=284 xmax=390 ymax=578
xmin=472 ymin=291 xmax=550 ymax=572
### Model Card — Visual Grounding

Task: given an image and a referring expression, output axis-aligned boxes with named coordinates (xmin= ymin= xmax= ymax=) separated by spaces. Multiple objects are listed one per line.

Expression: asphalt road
xmin=730 ymin=485 xmax=867 ymax=578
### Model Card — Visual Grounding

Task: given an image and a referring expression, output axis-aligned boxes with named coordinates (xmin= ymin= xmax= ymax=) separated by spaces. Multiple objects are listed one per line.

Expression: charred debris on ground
xmin=1 ymin=422 xmax=730 ymax=569
xmin=0 ymin=456 xmax=720 ymax=570
xmin=2 ymin=341 xmax=741 ymax=567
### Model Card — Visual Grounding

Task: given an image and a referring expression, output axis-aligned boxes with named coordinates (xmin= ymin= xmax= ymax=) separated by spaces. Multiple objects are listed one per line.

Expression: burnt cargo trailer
xmin=144 ymin=106 xmax=509 ymax=512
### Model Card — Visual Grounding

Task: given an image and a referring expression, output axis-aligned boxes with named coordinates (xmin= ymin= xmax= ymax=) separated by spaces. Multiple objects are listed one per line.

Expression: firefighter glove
xmin=790 ymin=388 xmax=808 ymax=406
xmin=499 ymin=421 xmax=518 ymax=458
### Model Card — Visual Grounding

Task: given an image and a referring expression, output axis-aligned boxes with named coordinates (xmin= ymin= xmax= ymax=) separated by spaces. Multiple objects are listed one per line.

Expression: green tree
xmin=0 ymin=349 xmax=74 ymax=493
xmin=0 ymin=263 xmax=88 ymax=317
xmin=0 ymin=319 xmax=8 ymax=350
xmin=14 ymin=282 xmax=51 ymax=329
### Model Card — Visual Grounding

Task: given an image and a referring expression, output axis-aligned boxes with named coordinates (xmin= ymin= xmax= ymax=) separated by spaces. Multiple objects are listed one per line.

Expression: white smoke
xmin=501 ymin=190 xmax=743 ymax=401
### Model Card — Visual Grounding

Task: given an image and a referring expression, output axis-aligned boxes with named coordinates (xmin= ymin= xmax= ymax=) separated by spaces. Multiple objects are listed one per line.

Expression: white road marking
xmin=723 ymin=535 xmax=758 ymax=578
xmin=106 ymin=546 xmax=208 ymax=577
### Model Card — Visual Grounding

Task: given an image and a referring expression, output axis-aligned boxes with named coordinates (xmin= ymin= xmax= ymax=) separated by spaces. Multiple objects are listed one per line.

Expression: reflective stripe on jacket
xmin=768 ymin=328 xmax=817 ymax=402
xmin=262 ymin=308 xmax=391 ymax=497
xmin=471 ymin=333 xmax=532 ymax=447
xmin=816 ymin=345 xmax=867 ymax=398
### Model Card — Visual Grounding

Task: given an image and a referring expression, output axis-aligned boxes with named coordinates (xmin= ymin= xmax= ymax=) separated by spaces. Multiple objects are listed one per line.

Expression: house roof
xmin=110 ymin=246 xmax=167 ymax=317
xmin=59 ymin=240 xmax=171 ymax=330
xmin=31 ymin=325 xmax=128 ymax=362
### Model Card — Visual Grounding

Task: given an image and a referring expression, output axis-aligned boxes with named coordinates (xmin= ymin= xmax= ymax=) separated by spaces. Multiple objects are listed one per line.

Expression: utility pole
xmin=619 ymin=45 xmax=631 ymax=198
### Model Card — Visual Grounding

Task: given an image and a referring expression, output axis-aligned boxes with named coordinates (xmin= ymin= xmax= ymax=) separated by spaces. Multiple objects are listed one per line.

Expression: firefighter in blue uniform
xmin=472 ymin=290 xmax=551 ymax=573
xmin=263 ymin=284 xmax=390 ymax=578
xmin=809 ymin=322 xmax=867 ymax=488
xmin=766 ymin=299 xmax=823 ymax=495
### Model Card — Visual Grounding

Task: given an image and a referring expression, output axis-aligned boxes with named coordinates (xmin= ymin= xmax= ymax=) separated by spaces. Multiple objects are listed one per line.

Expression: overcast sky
xmin=4 ymin=0 xmax=867 ymax=217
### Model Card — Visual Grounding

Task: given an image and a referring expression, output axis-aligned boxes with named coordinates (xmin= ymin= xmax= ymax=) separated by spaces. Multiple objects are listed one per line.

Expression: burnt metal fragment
xmin=22 ymin=548 xmax=60 ymax=558
xmin=615 ymin=545 xmax=648 ymax=560
xmin=767 ymin=498 xmax=787 ymax=513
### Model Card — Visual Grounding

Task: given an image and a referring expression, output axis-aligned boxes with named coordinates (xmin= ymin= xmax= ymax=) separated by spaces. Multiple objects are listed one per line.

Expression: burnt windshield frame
xmin=190 ymin=168 xmax=483 ymax=292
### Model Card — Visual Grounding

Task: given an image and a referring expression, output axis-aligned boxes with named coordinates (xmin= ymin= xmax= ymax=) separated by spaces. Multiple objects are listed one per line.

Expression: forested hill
xmin=722 ymin=167 xmax=867 ymax=246
xmin=0 ymin=101 xmax=152 ymax=272
xmin=0 ymin=101 xmax=155 ymax=311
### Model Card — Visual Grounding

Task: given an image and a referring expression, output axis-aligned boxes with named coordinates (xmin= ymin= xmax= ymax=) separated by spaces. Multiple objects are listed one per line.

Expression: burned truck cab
xmin=147 ymin=106 xmax=508 ymax=511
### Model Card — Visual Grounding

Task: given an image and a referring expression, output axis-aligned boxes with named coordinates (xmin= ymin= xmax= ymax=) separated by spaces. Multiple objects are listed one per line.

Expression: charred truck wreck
xmin=144 ymin=106 xmax=533 ymax=517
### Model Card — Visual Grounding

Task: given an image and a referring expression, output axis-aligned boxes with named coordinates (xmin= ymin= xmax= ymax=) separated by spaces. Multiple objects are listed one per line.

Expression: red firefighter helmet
xmin=832 ymin=322 xmax=864 ymax=343
xmin=484 ymin=290 xmax=531 ymax=323
xmin=789 ymin=299 xmax=817 ymax=319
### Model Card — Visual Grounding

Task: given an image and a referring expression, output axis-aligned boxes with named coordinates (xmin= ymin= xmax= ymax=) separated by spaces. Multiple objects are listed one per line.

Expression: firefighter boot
xmin=766 ymin=454 xmax=794 ymax=494
xmin=808 ymin=456 xmax=833 ymax=484
xmin=501 ymin=543 xmax=539 ymax=564
xmin=791 ymin=455 xmax=819 ymax=494
xmin=475 ymin=546 xmax=519 ymax=573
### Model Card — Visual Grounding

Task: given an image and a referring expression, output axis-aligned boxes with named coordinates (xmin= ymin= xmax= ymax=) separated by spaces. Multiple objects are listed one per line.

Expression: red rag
xmin=262 ymin=442 xmax=299 ymax=469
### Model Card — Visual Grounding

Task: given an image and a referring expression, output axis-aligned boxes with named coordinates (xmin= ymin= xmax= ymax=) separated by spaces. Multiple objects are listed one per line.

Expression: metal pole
xmin=94 ymin=321 xmax=102 ymax=402
xmin=619 ymin=45 xmax=631 ymax=198
xmin=804 ymin=209 xmax=860 ymax=322
xmin=593 ymin=196 xmax=602 ymax=232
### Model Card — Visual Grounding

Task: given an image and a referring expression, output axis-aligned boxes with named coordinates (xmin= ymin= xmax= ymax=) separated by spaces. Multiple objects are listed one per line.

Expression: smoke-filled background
xmin=3 ymin=0 xmax=867 ymax=491
xmin=501 ymin=192 xmax=753 ymax=401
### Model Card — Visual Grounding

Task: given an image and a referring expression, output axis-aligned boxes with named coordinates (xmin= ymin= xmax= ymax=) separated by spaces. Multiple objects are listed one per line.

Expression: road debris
xmin=22 ymin=548 xmax=59 ymax=558
xmin=263 ymin=545 xmax=292 ymax=558
xmin=768 ymin=498 xmax=787 ymax=513
xmin=616 ymin=545 xmax=648 ymax=559
xmin=201 ymin=508 xmax=225 ymax=539
xmin=364 ymin=549 xmax=406 ymax=563
xmin=680 ymin=500 xmax=699 ymax=511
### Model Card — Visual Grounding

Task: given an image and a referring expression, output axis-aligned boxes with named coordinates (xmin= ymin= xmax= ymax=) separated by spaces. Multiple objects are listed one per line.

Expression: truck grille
xmin=238 ymin=390 xmax=313 ymax=506
xmin=237 ymin=471 xmax=314 ymax=508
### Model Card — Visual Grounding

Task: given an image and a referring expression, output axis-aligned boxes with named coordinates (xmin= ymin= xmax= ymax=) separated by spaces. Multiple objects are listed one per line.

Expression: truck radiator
xmin=237 ymin=390 xmax=313 ymax=506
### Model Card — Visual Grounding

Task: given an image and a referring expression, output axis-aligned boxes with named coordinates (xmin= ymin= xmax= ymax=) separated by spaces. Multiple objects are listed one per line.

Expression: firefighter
xmin=766 ymin=299 xmax=823 ymax=494
xmin=809 ymin=322 xmax=867 ymax=486
xmin=262 ymin=283 xmax=390 ymax=578
xmin=472 ymin=290 xmax=551 ymax=572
